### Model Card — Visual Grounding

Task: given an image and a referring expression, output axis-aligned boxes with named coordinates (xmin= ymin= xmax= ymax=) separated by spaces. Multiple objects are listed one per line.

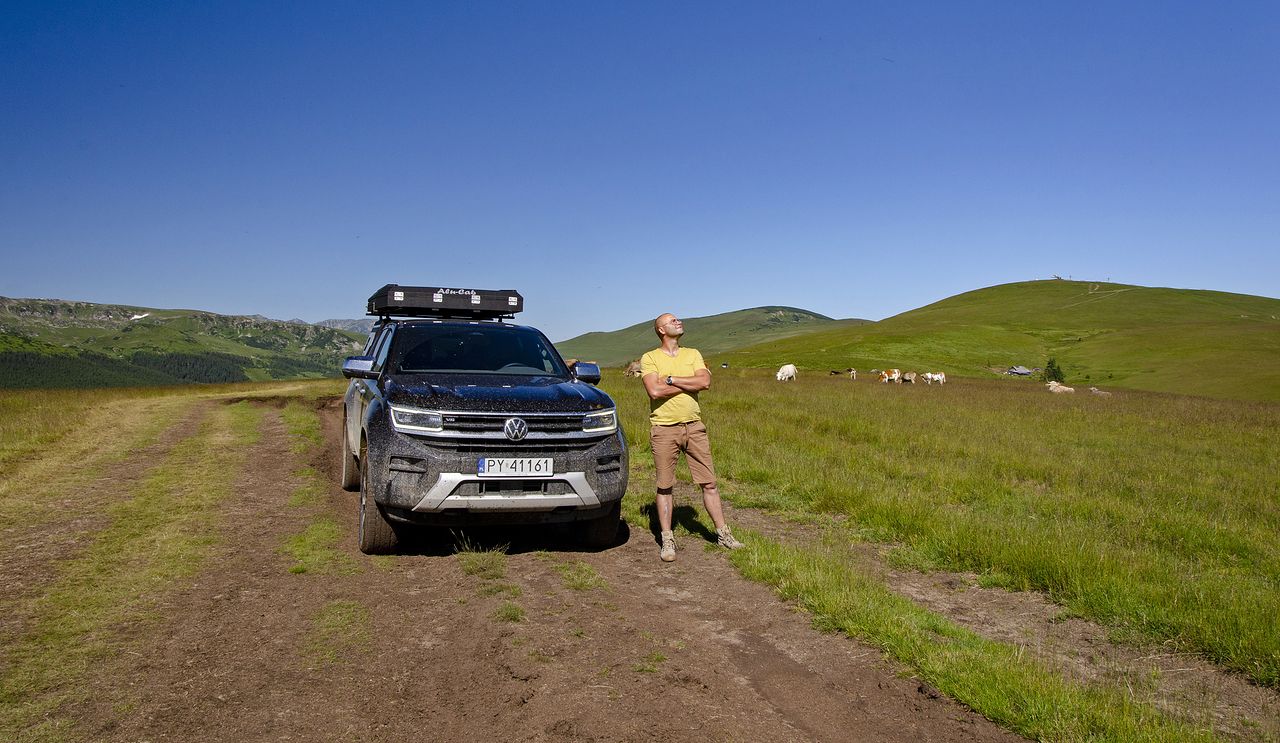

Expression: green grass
xmin=281 ymin=400 xmax=323 ymax=454
xmin=554 ymin=561 xmax=608 ymax=591
xmin=603 ymin=370 xmax=1280 ymax=693
xmin=281 ymin=518 xmax=360 ymax=575
xmin=0 ymin=387 xmax=186 ymax=475
xmin=633 ymin=651 xmax=667 ymax=674
xmin=478 ymin=582 xmax=523 ymax=598
xmin=457 ymin=545 xmax=508 ymax=580
xmin=0 ymin=401 xmax=264 ymax=741
xmin=303 ymin=600 xmax=372 ymax=665
xmin=287 ymin=465 xmax=327 ymax=508
xmin=721 ymin=280 xmax=1280 ymax=401
xmin=493 ymin=602 xmax=524 ymax=623
xmin=0 ymin=379 xmax=341 ymax=475
xmin=730 ymin=534 xmax=1215 ymax=742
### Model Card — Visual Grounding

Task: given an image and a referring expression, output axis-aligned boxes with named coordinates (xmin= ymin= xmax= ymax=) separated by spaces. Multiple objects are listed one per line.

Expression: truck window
xmin=393 ymin=325 xmax=567 ymax=376
xmin=370 ymin=326 xmax=396 ymax=373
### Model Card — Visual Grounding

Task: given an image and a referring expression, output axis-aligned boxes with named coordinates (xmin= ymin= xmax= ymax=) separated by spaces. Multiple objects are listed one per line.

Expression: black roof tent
xmin=367 ymin=284 xmax=524 ymax=320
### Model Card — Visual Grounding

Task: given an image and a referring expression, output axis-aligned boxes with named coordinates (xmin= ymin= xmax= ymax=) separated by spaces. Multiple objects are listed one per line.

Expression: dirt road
xmin=17 ymin=398 xmax=1016 ymax=742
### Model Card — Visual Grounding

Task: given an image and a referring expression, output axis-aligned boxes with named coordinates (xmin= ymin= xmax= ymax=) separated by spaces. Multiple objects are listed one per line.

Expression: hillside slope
xmin=0 ymin=298 xmax=365 ymax=388
xmin=722 ymin=280 xmax=1280 ymax=401
xmin=555 ymin=307 xmax=868 ymax=366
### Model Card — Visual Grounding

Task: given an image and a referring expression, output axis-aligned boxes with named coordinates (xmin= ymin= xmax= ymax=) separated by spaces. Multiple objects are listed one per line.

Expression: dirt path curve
xmin=72 ymin=400 xmax=1023 ymax=742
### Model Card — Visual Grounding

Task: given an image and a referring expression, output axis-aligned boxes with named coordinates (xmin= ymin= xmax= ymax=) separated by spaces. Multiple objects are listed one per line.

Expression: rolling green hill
xmin=721 ymin=280 xmax=1280 ymax=401
xmin=555 ymin=307 xmax=869 ymax=366
xmin=0 ymin=298 xmax=366 ymax=389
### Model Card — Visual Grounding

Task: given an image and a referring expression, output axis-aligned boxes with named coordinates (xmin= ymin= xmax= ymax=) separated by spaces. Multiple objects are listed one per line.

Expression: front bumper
xmin=368 ymin=423 xmax=627 ymax=525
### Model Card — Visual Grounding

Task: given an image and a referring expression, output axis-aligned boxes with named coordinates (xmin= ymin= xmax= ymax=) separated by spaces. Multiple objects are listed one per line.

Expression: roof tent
xmin=367 ymin=284 xmax=524 ymax=320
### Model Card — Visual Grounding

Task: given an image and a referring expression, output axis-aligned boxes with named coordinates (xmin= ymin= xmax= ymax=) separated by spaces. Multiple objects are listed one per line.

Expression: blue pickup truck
xmin=339 ymin=285 xmax=627 ymax=554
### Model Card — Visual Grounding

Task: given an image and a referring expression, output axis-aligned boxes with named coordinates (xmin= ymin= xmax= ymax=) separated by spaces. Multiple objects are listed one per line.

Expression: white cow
xmin=1046 ymin=381 xmax=1075 ymax=394
xmin=879 ymin=368 xmax=901 ymax=384
xmin=923 ymin=372 xmax=946 ymax=385
xmin=776 ymin=363 xmax=798 ymax=382
xmin=902 ymin=371 xmax=917 ymax=384
xmin=1089 ymin=386 xmax=1112 ymax=397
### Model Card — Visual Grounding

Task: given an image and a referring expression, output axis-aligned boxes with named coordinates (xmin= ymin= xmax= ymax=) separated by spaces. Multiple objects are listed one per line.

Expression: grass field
xmin=602 ymin=369 xmax=1280 ymax=690
xmin=712 ymin=280 xmax=1280 ymax=401
xmin=2 ymin=374 xmax=1275 ymax=741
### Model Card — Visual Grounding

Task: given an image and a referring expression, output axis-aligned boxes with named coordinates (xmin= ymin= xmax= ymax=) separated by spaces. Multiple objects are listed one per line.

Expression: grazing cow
xmin=623 ymin=360 xmax=643 ymax=378
xmin=879 ymin=369 xmax=901 ymax=384
xmin=1089 ymin=386 xmax=1111 ymax=397
xmin=902 ymin=372 xmax=917 ymax=384
xmin=846 ymin=368 xmax=857 ymax=380
xmin=923 ymin=372 xmax=946 ymax=385
xmin=776 ymin=363 xmax=798 ymax=382
xmin=1046 ymin=381 xmax=1075 ymax=394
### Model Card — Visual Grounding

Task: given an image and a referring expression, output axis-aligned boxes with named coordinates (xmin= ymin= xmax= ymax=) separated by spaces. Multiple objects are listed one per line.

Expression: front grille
xmin=451 ymin=480 xmax=575 ymax=496
xmin=441 ymin=412 xmax=585 ymax=434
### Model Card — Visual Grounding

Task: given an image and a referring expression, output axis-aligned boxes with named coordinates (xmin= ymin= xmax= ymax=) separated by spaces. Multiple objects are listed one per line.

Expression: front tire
xmin=340 ymin=420 xmax=360 ymax=492
xmin=581 ymin=501 xmax=621 ymax=548
xmin=357 ymin=443 xmax=399 ymax=555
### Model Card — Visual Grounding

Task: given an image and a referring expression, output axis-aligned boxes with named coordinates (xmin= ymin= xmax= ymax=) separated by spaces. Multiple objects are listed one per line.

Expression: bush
xmin=1042 ymin=358 xmax=1065 ymax=383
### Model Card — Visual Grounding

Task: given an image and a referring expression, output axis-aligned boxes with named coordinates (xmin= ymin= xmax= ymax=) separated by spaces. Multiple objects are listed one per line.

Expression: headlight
xmin=582 ymin=409 xmax=617 ymax=433
xmin=390 ymin=405 xmax=444 ymax=433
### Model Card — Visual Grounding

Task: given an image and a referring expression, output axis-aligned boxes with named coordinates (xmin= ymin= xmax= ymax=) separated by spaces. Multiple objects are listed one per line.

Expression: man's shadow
xmin=640 ymin=500 xmax=717 ymax=544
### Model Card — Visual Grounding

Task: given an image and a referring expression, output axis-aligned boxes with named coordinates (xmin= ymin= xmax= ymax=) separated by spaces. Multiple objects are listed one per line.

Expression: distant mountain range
xmin=0 ymin=298 xmax=366 ymax=389
xmin=555 ymin=307 xmax=869 ymax=366
xmin=5 ymin=280 xmax=1277 ymax=400
xmin=317 ymin=318 xmax=377 ymax=334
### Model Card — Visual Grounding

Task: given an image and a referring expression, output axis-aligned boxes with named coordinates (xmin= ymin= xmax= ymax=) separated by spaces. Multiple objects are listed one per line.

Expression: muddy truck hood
xmin=384 ymin=374 xmax=614 ymax=413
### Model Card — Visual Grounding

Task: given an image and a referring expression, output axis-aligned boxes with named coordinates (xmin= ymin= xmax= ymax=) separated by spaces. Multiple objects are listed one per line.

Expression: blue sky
xmin=2 ymin=2 xmax=1277 ymax=342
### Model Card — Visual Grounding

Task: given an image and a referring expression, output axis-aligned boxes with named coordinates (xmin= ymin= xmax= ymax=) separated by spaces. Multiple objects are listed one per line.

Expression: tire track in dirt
xmin=69 ymin=399 xmax=1022 ymax=742
xmin=0 ymin=401 xmax=211 ymax=647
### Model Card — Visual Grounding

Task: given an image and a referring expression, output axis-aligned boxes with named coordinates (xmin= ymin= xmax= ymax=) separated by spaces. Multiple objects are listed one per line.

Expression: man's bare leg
xmin=656 ymin=487 xmax=674 ymax=532
xmin=700 ymin=483 xmax=727 ymax=530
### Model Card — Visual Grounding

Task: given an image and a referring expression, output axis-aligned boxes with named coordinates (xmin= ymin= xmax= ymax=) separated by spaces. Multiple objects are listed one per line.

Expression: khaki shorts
xmin=650 ymin=420 xmax=717 ymax=489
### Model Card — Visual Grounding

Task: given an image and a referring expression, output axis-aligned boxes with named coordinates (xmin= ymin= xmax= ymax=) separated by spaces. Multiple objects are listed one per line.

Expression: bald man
xmin=639 ymin=312 xmax=744 ymax=562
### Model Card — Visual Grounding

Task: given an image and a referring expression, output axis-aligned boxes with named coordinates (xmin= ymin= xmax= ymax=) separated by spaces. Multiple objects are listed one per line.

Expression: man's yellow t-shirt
xmin=640 ymin=347 xmax=708 ymax=425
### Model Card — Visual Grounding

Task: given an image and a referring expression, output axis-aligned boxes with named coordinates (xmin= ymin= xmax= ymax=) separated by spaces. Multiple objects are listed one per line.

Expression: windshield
xmin=391 ymin=324 xmax=569 ymax=376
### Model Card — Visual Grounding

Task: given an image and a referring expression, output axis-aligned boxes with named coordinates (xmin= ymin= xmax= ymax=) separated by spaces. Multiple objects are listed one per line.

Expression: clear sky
xmin=2 ymin=2 xmax=1277 ymax=342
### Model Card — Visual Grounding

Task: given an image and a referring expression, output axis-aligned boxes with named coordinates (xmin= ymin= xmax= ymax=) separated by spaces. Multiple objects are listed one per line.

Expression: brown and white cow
xmin=879 ymin=368 xmax=901 ymax=383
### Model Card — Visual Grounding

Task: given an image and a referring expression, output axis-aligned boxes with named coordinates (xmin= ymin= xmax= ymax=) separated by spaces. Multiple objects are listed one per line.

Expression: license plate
xmin=477 ymin=457 xmax=554 ymax=478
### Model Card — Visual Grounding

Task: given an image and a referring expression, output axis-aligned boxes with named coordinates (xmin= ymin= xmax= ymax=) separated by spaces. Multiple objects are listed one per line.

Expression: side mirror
xmin=341 ymin=356 xmax=378 ymax=379
xmin=573 ymin=361 xmax=602 ymax=385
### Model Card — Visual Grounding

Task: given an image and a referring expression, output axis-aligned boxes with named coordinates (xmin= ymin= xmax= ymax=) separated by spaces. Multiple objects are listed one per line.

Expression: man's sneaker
xmin=716 ymin=525 xmax=744 ymax=549
xmin=659 ymin=530 xmax=676 ymax=562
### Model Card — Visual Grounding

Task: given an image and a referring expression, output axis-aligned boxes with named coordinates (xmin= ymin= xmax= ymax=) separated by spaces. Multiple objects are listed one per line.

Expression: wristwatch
xmin=666 ymin=375 xmax=673 ymax=385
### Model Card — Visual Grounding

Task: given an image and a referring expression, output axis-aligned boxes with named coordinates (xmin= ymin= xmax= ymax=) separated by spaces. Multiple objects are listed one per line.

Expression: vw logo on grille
xmin=503 ymin=417 xmax=529 ymax=441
